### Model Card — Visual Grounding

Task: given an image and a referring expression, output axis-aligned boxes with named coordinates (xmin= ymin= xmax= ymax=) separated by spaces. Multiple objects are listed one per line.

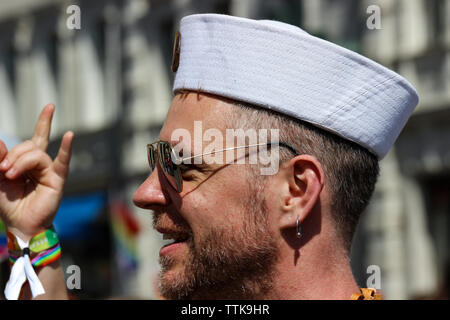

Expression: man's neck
xmin=265 ymin=236 xmax=359 ymax=299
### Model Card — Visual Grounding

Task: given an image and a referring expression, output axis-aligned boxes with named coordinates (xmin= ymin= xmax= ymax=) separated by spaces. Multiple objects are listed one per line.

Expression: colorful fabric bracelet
xmin=7 ymin=227 xmax=61 ymax=268
xmin=9 ymin=243 xmax=61 ymax=268
xmin=7 ymin=227 xmax=59 ymax=253
xmin=4 ymin=231 xmax=49 ymax=299
xmin=32 ymin=243 xmax=61 ymax=267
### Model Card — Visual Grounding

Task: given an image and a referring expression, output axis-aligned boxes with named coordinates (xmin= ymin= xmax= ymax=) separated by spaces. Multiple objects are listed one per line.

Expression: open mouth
xmin=161 ymin=232 xmax=191 ymax=248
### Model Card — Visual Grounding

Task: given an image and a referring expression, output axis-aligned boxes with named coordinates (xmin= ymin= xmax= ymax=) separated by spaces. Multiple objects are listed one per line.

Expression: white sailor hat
xmin=172 ymin=14 xmax=419 ymax=159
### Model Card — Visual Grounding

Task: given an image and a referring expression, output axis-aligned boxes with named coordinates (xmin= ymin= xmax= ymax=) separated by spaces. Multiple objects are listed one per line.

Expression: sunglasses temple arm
xmin=179 ymin=142 xmax=273 ymax=162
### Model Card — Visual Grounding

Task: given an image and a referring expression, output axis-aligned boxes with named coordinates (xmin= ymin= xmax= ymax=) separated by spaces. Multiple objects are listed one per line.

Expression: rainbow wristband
xmin=7 ymin=227 xmax=59 ymax=253
xmin=32 ymin=243 xmax=61 ymax=267
xmin=9 ymin=243 xmax=61 ymax=268
xmin=7 ymin=227 xmax=61 ymax=268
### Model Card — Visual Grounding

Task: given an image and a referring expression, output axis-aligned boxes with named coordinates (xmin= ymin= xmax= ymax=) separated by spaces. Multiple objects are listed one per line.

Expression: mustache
xmin=152 ymin=210 xmax=192 ymax=235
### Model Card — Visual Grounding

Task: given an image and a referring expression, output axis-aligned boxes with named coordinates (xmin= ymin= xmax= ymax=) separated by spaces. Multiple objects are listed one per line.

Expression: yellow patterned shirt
xmin=350 ymin=288 xmax=382 ymax=300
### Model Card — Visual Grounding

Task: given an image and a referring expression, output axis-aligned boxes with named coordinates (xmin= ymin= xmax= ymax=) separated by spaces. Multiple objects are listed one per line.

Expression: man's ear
xmin=279 ymin=155 xmax=324 ymax=230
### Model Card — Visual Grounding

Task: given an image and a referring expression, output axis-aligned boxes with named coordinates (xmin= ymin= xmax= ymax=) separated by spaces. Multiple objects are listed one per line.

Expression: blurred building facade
xmin=0 ymin=0 xmax=448 ymax=299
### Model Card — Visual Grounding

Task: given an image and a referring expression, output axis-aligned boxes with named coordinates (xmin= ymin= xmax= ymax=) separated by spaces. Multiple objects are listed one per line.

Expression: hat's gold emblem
xmin=171 ymin=31 xmax=181 ymax=72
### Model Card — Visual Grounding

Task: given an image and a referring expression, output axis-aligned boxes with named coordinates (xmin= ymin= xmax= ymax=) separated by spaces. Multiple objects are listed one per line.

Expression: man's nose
xmin=133 ymin=168 xmax=170 ymax=210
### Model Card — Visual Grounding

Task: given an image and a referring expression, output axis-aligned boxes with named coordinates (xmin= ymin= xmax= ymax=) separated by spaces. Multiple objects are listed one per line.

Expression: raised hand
xmin=0 ymin=104 xmax=73 ymax=241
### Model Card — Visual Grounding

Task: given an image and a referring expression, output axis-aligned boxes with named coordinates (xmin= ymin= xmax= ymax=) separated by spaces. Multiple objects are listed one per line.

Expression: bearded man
xmin=0 ymin=14 xmax=418 ymax=300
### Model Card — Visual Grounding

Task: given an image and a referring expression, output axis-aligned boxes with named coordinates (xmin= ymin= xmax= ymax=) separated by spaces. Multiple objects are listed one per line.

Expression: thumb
xmin=52 ymin=131 xmax=74 ymax=180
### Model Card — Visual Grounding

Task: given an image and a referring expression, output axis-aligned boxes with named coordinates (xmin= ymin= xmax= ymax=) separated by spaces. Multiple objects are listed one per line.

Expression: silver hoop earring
xmin=296 ymin=216 xmax=302 ymax=238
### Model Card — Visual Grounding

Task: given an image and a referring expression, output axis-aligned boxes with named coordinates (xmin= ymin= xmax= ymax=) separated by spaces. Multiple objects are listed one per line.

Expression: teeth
xmin=162 ymin=233 xmax=188 ymax=242
xmin=162 ymin=238 xmax=175 ymax=246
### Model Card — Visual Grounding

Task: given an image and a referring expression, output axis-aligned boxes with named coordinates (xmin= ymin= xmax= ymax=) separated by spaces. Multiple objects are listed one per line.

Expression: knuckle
xmin=31 ymin=148 xmax=44 ymax=156
xmin=11 ymin=140 xmax=34 ymax=155
xmin=28 ymin=150 xmax=48 ymax=164
xmin=40 ymin=151 xmax=52 ymax=163
xmin=25 ymin=139 xmax=37 ymax=148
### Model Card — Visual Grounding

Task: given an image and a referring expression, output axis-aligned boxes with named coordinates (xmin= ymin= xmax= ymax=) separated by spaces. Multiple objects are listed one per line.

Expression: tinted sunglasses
xmin=147 ymin=140 xmax=298 ymax=192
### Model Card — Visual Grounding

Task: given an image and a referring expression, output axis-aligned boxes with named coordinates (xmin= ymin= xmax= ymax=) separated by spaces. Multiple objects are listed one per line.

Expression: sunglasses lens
xmin=158 ymin=142 xmax=183 ymax=192
xmin=147 ymin=145 xmax=156 ymax=172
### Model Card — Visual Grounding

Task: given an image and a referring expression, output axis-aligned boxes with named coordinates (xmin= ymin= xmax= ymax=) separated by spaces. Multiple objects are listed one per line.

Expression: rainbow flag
xmin=110 ymin=201 xmax=140 ymax=271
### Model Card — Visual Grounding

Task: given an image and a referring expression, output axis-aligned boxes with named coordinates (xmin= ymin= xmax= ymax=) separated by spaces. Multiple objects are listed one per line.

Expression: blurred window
xmin=427 ymin=0 xmax=444 ymax=46
xmin=423 ymin=177 xmax=450 ymax=299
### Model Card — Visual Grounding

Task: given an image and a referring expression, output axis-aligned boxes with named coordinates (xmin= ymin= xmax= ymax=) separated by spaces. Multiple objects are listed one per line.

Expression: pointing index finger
xmin=32 ymin=104 xmax=55 ymax=151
